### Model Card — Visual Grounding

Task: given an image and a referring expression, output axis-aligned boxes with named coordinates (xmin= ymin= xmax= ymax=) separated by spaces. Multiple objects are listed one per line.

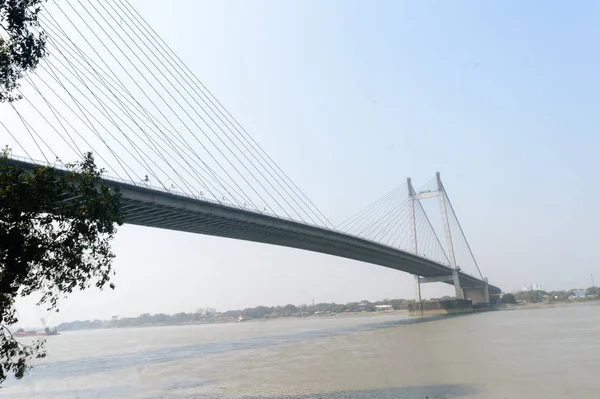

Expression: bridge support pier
xmin=417 ymin=271 xmax=465 ymax=300
xmin=413 ymin=275 xmax=423 ymax=315
xmin=462 ymin=284 xmax=490 ymax=305
xmin=484 ymin=283 xmax=490 ymax=303
xmin=414 ymin=275 xmax=422 ymax=302
xmin=452 ymin=269 xmax=464 ymax=299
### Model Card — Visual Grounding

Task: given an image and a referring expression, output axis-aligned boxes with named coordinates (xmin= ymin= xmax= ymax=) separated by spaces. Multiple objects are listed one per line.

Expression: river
xmin=3 ymin=304 xmax=600 ymax=398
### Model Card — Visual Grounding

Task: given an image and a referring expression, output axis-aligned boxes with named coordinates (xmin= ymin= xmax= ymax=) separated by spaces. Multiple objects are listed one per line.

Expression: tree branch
xmin=0 ymin=323 xmax=40 ymax=350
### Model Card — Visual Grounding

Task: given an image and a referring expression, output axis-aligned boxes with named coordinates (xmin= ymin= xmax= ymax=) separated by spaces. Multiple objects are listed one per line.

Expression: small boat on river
xmin=15 ymin=327 xmax=60 ymax=337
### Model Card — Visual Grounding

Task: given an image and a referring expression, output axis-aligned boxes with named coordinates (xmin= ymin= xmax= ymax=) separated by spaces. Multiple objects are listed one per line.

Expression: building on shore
xmin=569 ymin=290 xmax=586 ymax=300
xmin=522 ymin=283 xmax=543 ymax=291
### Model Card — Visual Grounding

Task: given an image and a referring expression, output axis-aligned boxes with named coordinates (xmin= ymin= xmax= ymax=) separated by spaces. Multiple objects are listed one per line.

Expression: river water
xmin=4 ymin=304 xmax=600 ymax=398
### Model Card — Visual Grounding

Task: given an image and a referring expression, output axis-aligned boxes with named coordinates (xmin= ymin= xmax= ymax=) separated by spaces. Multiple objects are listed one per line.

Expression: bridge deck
xmin=117 ymin=181 xmax=501 ymax=295
xmin=9 ymin=158 xmax=500 ymax=295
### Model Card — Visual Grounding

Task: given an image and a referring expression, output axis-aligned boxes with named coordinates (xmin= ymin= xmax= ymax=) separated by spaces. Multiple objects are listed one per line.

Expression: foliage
xmin=0 ymin=153 xmax=122 ymax=384
xmin=0 ymin=327 xmax=45 ymax=381
xmin=0 ymin=0 xmax=47 ymax=102
xmin=501 ymin=293 xmax=516 ymax=304
xmin=546 ymin=290 xmax=572 ymax=302
xmin=514 ymin=287 xmax=600 ymax=304
xmin=515 ymin=290 xmax=546 ymax=303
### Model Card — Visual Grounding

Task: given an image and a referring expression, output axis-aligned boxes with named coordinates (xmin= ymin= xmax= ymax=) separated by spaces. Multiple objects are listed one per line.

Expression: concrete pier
xmin=462 ymin=283 xmax=490 ymax=305
xmin=408 ymin=299 xmax=474 ymax=316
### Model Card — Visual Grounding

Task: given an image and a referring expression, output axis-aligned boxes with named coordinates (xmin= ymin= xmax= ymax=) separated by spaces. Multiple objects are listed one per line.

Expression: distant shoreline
xmin=24 ymin=299 xmax=600 ymax=333
xmin=21 ymin=309 xmax=409 ymax=334
xmin=515 ymin=300 xmax=600 ymax=310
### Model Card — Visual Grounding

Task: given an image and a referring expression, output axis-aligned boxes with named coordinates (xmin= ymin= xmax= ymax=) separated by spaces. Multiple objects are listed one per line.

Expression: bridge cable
xmin=337 ymin=183 xmax=407 ymax=231
xmin=85 ymin=0 xmax=270 ymax=209
xmin=377 ymin=200 xmax=413 ymax=247
xmin=366 ymin=197 xmax=411 ymax=243
xmin=22 ymin=74 xmax=126 ymax=176
xmin=39 ymin=43 xmax=201 ymax=193
xmin=9 ymin=104 xmax=52 ymax=164
xmin=48 ymin=3 xmax=251 ymax=209
xmin=116 ymin=0 xmax=334 ymax=228
xmin=358 ymin=202 xmax=400 ymax=240
xmin=16 ymin=87 xmax=83 ymax=159
xmin=97 ymin=0 xmax=322 ymax=227
xmin=46 ymin=2 xmax=240 ymax=204
xmin=41 ymin=21 xmax=218 ymax=198
xmin=38 ymin=17 xmax=226 ymax=199
xmin=82 ymin=0 xmax=282 ymax=213
xmin=21 ymin=74 xmax=127 ymax=180
xmin=33 ymin=43 xmax=138 ymax=182
xmin=37 ymin=58 xmax=140 ymax=182
xmin=441 ymin=182 xmax=484 ymax=279
xmin=413 ymin=187 xmax=451 ymax=265
xmin=8 ymin=0 xmax=333 ymax=227
xmin=357 ymin=188 xmax=407 ymax=239
xmin=69 ymin=0 xmax=279 ymax=216
xmin=345 ymin=187 xmax=405 ymax=238
xmin=42 ymin=11 xmax=250 ymax=207
xmin=375 ymin=191 xmax=421 ymax=246
xmin=338 ymin=184 xmax=410 ymax=246
xmin=40 ymin=16 xmax=240 ymax=204
xmin=415 ymin=205 xmax=444 ymax=263
xmin=47 ymin=3 xmax=253 ymax=208
xmin=39 ymin=20 xmax=192 ymax=193
xmin=41 ymin=54 xmax=165 ymax=189
xmin=0 ymin=120 xmax=34 ymax=160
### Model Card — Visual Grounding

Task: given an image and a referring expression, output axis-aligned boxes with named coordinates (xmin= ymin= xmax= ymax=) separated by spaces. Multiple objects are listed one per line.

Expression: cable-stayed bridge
xmin=0 ymin=0 xmax=500 ymax=302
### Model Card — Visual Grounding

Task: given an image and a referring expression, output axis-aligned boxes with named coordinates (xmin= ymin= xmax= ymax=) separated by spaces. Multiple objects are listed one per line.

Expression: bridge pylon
xmin=407 ymin=173 xmax=466 ymax=303
xmin=407 ymin=178 xmax=422 ymax=303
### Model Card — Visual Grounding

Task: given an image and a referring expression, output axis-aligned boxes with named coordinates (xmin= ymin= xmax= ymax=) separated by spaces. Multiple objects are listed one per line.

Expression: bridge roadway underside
xmin=117 ymin=183 xmax=501 ymax=296
xmin=9 ymin=158 xmax=500 ymax=295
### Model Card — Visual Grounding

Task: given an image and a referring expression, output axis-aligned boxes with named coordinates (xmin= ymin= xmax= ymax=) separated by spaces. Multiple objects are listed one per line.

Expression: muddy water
xmin=4 ymin=305 xmax=600 ymax=398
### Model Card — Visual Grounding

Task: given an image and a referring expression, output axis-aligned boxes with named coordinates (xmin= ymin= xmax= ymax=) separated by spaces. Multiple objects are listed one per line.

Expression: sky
xmin=9 ymin=0 xmax=600 ymax=326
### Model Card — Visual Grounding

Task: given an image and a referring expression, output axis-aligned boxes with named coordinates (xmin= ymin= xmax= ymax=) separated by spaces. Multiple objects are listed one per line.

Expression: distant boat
xmin=15 ymin=327 xmax=60 ymax=337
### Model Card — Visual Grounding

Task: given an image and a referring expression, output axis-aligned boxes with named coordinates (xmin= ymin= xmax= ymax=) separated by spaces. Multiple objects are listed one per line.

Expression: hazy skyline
xmin=9 ymin=0 xmax=600 ymax=326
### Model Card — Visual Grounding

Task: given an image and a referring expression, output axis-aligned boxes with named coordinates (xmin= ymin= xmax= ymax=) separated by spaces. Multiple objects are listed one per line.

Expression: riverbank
xmin=46 ymin=308 xmax=411 ymax=333
xmin=513 ymin=300 xmax=600 ymax=310
xmin=35 ymin=299 xmax=600 ymax=334
xmin=52 ymin=299 xmax=412 ymax=332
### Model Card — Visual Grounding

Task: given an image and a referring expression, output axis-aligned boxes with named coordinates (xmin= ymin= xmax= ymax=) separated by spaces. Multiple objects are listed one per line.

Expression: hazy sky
xmin=11 ymin=0 xmax=600 ymax=326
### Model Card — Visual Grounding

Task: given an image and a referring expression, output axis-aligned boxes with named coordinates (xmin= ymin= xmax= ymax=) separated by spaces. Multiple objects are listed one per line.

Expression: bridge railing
xmin=6 ymin=154 xmax=489 ymax=278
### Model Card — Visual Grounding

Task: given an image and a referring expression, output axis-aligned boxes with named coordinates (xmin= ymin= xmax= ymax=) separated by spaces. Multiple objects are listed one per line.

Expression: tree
xmin=515 ymin=290 xmax=546 ymax=303
xmin=282 ymin=304 xmax=298 ymax=316
xmin=501 ymin=293 xmax=516 ymax=304
xmin=387 ymin=299 xmax=406 ymax=310
xmin=586 ymin=286 xmax=599 ymax=296
xmin=1 ymin=0 xmax=47 ymax=102
xmin=0 ymin=152 xmax=122 ymax=384
xmin=546 ymin=290 xmax=570 ymax=302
